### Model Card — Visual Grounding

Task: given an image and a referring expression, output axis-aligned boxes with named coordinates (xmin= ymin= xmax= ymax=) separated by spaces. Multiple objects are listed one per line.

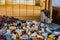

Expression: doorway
xmin=52 ymin=0 xmax=60 ymax=25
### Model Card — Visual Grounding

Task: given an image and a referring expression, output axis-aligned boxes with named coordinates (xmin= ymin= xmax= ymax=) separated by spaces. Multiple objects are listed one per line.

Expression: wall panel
xmin=0 ymin=0 xmax=49 ymax=21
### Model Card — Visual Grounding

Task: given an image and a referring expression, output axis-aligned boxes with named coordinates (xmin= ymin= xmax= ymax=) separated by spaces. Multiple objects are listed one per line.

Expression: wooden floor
xmin=0 ymin=4 xmax=41 ymax=21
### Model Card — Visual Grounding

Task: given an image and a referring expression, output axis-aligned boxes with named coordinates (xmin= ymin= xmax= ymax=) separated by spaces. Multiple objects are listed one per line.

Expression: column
xmin=48 ymin=0 xmax=52 ymax=18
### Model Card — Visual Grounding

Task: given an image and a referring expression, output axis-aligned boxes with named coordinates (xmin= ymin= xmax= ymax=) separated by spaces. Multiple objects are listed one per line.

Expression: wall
xmin=0 ymin=0 xmax=48 ymax=21
xmin=52 ymin=0 xmax=60 ymax=7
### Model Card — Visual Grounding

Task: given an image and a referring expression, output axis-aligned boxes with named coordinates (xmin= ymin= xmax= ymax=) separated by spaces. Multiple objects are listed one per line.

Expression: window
xmin=0 ymin=0 xmax=5 ymax=5
xmin=0 ymin=0 xmax=41 ymax=6
xmin=5 ymin=0 xmax=35 ymax=5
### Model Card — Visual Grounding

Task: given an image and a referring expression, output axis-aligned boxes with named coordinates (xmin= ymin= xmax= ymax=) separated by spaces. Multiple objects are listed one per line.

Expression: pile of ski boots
xmin=0 ymin=15 xmax=51 ymax=40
